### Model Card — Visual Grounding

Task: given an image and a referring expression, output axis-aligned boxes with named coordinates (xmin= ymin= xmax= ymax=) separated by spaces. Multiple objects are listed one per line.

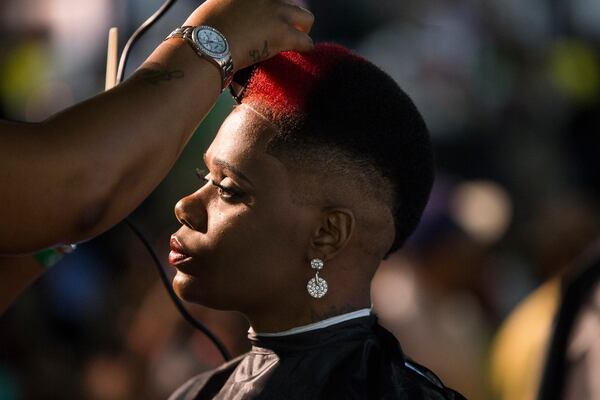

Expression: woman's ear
xmin=310 ymin=208 xmax=355 ymax=260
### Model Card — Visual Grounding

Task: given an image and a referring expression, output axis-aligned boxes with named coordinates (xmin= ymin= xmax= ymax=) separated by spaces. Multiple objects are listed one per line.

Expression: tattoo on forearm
xmin=139 ymin=69 xmax=185 ymax=85
xmin=249 ymin=40 xmax=270 ymax=63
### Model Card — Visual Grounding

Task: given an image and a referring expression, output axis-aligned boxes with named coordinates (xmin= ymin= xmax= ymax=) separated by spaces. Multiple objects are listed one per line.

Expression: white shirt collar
xmin=249 ymin=308 xmax=372 ymax=338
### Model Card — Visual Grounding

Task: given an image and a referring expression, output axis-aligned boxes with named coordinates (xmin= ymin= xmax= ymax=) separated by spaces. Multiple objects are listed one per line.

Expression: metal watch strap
xmin=165 ymin=26 xmax=189 ymax=40
xmin=165 ymin=26 xmax=234 ymax=91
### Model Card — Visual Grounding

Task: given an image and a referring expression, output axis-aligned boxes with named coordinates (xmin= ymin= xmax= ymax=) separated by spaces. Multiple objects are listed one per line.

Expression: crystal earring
xmin=307 ymin=258 xmax=328 ymax=298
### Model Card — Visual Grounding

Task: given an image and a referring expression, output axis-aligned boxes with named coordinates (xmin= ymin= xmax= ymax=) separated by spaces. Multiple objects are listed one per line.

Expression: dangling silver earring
xmin=307 ymin=258 xmax=328 ymax=298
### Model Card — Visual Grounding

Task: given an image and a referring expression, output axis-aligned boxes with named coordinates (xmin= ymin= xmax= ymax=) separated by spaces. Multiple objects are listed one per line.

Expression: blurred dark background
xmin=1 ymin=0 xmax=599 ymax=399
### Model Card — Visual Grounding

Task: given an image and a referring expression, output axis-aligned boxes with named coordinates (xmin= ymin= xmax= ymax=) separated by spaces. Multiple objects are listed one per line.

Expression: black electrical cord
xmin=124 ymin=219 xmax=232 ymax=361
xmin=116 ymin=0 xmax=178 ymax=84
xmin=115 ymin=0 xmax=232 ymax=362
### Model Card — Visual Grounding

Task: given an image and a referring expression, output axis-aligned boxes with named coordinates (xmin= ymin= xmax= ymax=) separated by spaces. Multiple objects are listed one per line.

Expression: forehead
xmin=207 ymin=105 xmax=274 ymax=157
xmin=205 ymin=105 xmax=285 ymax=181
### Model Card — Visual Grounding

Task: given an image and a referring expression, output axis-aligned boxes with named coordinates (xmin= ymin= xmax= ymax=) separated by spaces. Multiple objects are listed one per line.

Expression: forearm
xmin=0 ymin=256 xmax=43 ymax=314
xmin=0 ymin=0 xmax=314 ymax=254
xmin=54 ymin=41 xmax=222 ymax=237
xmin=1 ymin=41 xmax=220 ymax=253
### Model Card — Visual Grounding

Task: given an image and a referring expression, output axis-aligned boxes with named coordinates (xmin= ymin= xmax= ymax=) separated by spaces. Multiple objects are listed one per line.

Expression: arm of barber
xmin=0 ymin=0 xmax=313 ymax=314
xmin=0 ymin=0 xmax=314 ymax=255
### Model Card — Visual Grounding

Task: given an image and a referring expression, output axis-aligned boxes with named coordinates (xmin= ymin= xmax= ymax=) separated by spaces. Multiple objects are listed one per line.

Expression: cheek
xmin=209 ymin=198 xmax=304 ymax=261
xmin=246 ymin=202 xmax=310 ymax=286
xmin=263 ymin=211 xmax=304 ymax=254
xmin=202 ymin=204 xmax=258 ymax=263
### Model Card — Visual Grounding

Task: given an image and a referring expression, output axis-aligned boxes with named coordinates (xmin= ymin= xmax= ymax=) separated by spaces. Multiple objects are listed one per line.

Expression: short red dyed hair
xmin=242 ymin=44 xmax=362 ymax=117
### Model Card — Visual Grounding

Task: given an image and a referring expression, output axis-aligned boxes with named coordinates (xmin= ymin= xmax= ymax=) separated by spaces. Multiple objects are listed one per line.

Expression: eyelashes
xmin=195 ymin=168 xmax=243 ymax=201
xmin=195 ymin=167 xmax=210 ymax=183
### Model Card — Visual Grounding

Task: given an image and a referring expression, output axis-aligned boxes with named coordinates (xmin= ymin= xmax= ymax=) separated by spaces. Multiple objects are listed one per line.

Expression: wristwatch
xmin=165 ymin=25 xmax=234 ymax=91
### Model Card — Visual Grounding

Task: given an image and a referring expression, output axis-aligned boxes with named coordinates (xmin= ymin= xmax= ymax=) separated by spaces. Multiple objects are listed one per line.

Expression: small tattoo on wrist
xmin=249 ymin=40 xmax=270 ymax=63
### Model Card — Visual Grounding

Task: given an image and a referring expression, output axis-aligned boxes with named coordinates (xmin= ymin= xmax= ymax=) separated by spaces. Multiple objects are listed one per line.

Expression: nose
xmin=174 ymin=190 xmax=208 ymax=232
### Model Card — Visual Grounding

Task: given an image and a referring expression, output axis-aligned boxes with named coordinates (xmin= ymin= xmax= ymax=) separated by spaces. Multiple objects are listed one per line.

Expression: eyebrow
xmin=203 ymin=153 xmax=253 ymax=186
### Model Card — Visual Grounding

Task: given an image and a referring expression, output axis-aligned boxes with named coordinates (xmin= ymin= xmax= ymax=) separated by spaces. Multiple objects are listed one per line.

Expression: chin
xmin=172 ymin=271 xmax=236 ymax=311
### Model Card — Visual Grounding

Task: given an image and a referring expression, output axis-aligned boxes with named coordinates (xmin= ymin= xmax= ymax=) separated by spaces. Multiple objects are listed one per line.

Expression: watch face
xmin=194 ymin=27 xmax=228 ymax=58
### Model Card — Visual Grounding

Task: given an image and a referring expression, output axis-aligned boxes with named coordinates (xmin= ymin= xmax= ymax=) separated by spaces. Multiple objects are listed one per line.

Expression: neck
xmin=244 ymin=289 xmax=371 ymax=333
xmin=251 ymin=308 xmax=372 ymax=337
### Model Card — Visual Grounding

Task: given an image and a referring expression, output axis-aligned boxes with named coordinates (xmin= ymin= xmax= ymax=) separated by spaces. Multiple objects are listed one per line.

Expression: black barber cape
xmin=170 ymin=314 xmax=466 ymax=399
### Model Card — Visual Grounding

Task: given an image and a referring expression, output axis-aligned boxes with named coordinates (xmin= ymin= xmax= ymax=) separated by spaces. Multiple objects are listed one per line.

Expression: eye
xmin=215 ymin=182 xmax=243 ymax=201
xmin=195 ymin=168 xmax=243 ymax=202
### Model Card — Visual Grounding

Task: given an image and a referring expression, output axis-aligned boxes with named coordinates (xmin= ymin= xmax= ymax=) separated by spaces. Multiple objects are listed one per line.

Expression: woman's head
xmin=170 ymin=44 xmax=433 ymax=326
xmin=240 ymin=43 xmax=434 ymax=254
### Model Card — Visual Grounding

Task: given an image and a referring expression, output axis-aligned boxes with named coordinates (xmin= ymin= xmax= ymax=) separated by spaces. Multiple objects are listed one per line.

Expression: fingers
xmin=277 ymin=2 xmax=314 ymax=53
xmin=279 ymin=2 xmax=314 ymax=34
xmin=283 ymin=25 xmax=314 ymax=53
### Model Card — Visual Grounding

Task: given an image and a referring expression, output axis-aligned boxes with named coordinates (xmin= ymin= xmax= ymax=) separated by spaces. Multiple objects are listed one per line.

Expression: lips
xmin=169 ymin=236 xmax=193 ymax=266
